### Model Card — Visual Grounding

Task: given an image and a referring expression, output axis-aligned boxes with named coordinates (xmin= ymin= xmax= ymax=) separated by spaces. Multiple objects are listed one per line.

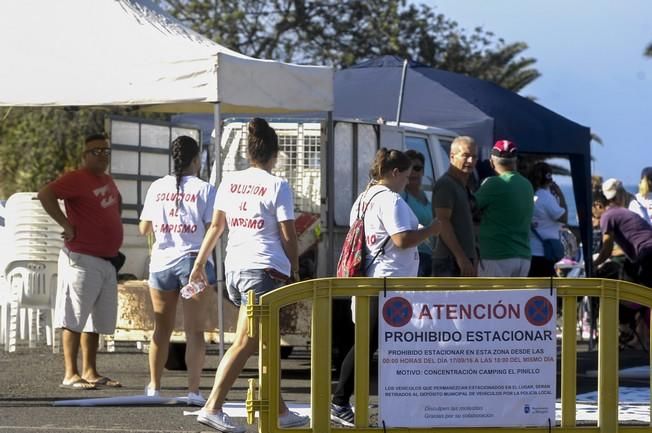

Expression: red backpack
xmin=336 ymin=190 xmax=389 ymax=277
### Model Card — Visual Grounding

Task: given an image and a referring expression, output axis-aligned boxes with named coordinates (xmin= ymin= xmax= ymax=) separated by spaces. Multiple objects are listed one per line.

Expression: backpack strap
xmin=530 ymin=225 xmax=545 ymax=242
xmin=358 ymin=188 xmax=388 ymax=218
xmin=359 ymin=187 xmax=390 ymax=270
xmin=365 ymin=236 xmax=391 ymax=272
xmin=633 ymin=197 xmax=650 ymax=219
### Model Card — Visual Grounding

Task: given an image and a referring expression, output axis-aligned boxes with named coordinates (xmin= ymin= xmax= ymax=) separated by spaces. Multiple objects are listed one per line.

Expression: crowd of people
xmin=36 ymin=120 xmax=652 ymax=432
xmin=591 ymin=170 xmax=652 ymax=350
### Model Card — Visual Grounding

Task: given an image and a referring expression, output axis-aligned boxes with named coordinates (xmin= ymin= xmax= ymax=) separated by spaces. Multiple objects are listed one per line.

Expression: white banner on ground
xmin=378 ymin=289 xmax=556 ymax=427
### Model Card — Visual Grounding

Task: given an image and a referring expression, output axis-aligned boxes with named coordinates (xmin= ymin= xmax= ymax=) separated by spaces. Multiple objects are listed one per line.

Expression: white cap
xmin=602 ymin=178 xmax=623 ymax=200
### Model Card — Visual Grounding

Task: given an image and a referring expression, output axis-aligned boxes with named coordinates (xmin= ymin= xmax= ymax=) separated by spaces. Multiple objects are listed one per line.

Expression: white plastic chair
xmin=0 ymin=273 xmax=8 ymax=347
xmin=0 ymin=201 xmax=7 ymax=347
xmin=2 ymin=192 xmax=63 ymax=352
xmin=4 ymin=260 xmax=59 ymax=351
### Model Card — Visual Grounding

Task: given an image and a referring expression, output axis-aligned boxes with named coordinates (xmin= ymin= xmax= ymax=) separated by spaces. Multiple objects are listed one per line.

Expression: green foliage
xmin=160 ymin=0 xmax=540 ymax=92
xmin=0 ymin=107 xmax=101 ymax=197
xmin=646 ymin=42 xmax=652 ymax=57
xmin=0 ymin=107 xmax=165 ymax=198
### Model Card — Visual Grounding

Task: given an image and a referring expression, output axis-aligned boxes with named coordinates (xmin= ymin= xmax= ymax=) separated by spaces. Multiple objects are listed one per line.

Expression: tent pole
xmin=213 ymin=102 xmax=225 ymax=359
xmin=395 ymin=58 xmax=408 ymax=127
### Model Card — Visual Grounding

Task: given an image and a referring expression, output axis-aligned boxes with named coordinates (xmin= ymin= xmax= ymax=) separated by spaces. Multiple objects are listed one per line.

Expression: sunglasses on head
xmin=412 ymin=165 xmax=423 ymax=172
xmin=86 ymin=148 xmax=111 ymax=156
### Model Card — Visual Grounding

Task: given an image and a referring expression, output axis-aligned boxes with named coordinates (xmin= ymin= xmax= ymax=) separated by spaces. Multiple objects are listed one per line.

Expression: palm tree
xmin=646 ymin=42 xmax=652 ymax=57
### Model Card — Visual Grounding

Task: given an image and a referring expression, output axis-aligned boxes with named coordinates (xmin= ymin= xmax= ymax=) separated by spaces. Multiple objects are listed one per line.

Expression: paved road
xmin=0 ymin=344 xmax=284 ymax=433
xmin=0 ymin=341 xmax=648 ymax=432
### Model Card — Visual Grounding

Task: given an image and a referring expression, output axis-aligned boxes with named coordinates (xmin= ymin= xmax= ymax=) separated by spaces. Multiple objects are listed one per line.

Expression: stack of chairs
xmin=1 ymin=192 xmax=63 ymax=352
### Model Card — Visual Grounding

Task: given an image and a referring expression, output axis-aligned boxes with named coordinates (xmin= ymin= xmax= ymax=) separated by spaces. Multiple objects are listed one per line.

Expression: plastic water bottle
xmin=180 ymin=281 xmax=205 ymax=299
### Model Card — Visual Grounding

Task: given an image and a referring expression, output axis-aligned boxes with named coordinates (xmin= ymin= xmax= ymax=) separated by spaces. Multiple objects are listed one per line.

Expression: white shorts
xmin=55 ymin=248 xmax=118 ymax=334
xmin=478 ymin=258 xmax=531 ymax=277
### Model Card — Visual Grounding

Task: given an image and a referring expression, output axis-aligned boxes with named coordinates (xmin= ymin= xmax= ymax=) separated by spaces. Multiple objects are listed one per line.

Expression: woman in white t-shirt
xmin=628 ymin=166 xmax=652 ymax=226
xmin=139 ymin=136 xmax=216 ymax=404
xmin=527 ymin=162 xmax=567 ymax=277
xmin=189 ymin=118 xmax=308 ymax=432
xmin=330 ymin=148 xmax=442 ymax=426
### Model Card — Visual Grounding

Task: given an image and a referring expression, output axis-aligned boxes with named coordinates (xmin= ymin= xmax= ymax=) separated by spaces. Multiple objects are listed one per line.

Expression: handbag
xmin=531 ymin=227 xmax=564 ymax=262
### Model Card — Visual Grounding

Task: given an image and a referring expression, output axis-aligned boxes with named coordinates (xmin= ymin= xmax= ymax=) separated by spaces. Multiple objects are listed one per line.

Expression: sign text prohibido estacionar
xmin=378 ymin=289 xmax=556 ymax=427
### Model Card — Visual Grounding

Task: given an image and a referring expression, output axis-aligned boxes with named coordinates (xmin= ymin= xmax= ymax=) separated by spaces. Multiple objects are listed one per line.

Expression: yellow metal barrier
xmin=245 ymin=277 xmax=652 ymax=433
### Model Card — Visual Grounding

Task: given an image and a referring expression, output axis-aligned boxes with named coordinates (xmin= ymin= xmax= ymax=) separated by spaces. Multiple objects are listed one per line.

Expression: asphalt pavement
xmin=0 ymin=341 xmax=649 ymax=432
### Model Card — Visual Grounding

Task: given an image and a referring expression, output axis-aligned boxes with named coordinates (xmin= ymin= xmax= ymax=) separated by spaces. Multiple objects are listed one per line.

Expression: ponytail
xmin=247 ymin=118 xmax=278 ymax=164
xmin=369 ymin=148 xmax=412 ymax=181
xmin=171 ymin=135 xmax=199 ymax=207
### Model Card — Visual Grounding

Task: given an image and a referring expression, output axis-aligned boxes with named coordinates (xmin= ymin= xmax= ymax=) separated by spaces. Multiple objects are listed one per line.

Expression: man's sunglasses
xmin=412 ymin=165 xmax=423 ymax=172
xmin=86 ymin=148 xmax=111 ymax=156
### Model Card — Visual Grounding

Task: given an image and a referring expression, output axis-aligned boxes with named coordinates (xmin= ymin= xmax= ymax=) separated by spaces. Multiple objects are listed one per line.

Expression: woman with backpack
xmin=188 ymin=118 xmax=308 ymax=433
xmin=331 ymin=148 xmax=442 ymax=426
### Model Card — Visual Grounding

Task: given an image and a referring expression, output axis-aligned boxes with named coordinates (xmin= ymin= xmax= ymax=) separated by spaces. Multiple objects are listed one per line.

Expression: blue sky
xmin=422 ymin=0 xmax=652 ymax=186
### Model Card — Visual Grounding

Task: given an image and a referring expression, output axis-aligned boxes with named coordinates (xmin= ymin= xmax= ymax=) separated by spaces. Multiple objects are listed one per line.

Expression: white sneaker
xmin=279 ymin=410 xmax=310 ymax=428
xmin=144 ymin=386 xmax=160 ymax=397
xmin=197 ymin=409 xmax=246 ymax=433
xmin=187 ymin=391 xmax=206 ymax=406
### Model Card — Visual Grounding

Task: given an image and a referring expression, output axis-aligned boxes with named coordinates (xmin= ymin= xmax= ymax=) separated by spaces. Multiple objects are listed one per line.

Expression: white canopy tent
xmin=0 ymin=0 xmax=334 ymax=355
xmin=0 ymin=0 xmax=333 ymax=113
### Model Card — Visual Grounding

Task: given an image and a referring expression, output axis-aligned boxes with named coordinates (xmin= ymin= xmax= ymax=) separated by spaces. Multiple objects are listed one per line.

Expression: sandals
xmin=86 ymin=376 xmax=122 ymax=387
xmin=59 ymin=378 xmax=97 ymax=390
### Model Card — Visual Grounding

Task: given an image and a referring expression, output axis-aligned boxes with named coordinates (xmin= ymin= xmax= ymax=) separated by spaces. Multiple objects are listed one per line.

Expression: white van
xmin=106 ymin=116 xmax=459 ymax=362
xmin=214 ymin=118 xmax=457 ymax=276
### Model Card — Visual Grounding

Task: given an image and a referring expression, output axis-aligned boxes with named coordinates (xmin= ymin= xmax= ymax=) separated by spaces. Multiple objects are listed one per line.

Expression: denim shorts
xmin=226 ymin=269 xmax=283 ymax=307
xmin=149 ymin=255 xmax=216 ymax=292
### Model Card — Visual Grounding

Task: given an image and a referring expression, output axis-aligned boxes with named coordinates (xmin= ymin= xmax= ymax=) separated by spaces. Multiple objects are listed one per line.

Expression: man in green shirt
xmin=475 ymin=140 xmax=534 ymax=277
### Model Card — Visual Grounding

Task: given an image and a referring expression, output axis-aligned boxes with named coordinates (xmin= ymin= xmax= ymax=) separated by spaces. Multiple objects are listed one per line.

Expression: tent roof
xmin=0 ymin=0 xmax=333 ymax=113
xmin=344 ymin=56 xmax=590 ymax=155
xmin=335 ymin=60 xmax=494 ymax=151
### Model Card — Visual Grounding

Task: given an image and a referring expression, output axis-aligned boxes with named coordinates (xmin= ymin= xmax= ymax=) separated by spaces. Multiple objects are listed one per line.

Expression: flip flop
xmin=87 ymin=376 xmax=122 ymax=388
xmin=59 ymin=378 xmax=97 ymax=390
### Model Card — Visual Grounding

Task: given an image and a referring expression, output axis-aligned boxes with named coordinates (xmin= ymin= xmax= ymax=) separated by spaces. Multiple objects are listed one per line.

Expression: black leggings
xmin=528 ymin=255 xmax=556 ymax=277
xmin=332 ymin=298 xmax=379 ymax=406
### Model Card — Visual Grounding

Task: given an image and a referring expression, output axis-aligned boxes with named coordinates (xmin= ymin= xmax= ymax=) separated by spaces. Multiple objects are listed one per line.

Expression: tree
xmin=159 ymin=0 xmax=540 ymax=92
xmin=1 ymin=0 xmax=541 ymax=197
xmin=646 ymin=42 xmax=652 ymax=57
xmin=0 ymin=107 xmax=103 ymax=197
xmin=0 ymin=107 xmax=162 ymax=197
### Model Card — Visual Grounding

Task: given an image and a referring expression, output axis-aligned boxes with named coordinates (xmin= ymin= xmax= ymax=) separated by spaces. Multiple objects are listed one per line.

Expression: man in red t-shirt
xmin=38 ymin=133 xmax=123 ymax=390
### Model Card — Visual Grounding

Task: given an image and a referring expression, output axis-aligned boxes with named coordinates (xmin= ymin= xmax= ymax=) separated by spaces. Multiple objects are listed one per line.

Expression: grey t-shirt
xmin=432 ymin=173 xmax=476 ymax=260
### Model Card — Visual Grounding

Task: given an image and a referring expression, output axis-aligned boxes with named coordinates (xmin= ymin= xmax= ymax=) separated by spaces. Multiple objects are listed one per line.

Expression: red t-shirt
xmin=49 ymin=168 xmax=123 ymax=257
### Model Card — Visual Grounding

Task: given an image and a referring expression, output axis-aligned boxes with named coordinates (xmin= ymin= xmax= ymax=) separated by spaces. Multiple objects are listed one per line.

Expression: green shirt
xmin=475 ymin=171 xmax=534 ymax=259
